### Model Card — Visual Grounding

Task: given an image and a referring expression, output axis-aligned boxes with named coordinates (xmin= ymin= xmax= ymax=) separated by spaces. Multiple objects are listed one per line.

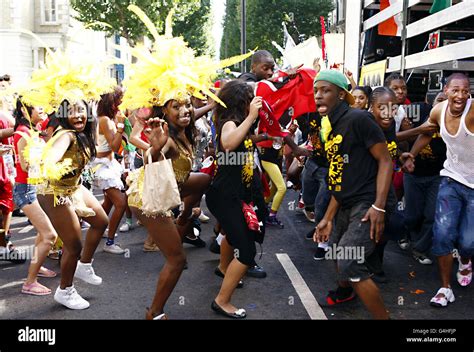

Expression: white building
xmin=0 ymin=0 xmax=130 ymax=87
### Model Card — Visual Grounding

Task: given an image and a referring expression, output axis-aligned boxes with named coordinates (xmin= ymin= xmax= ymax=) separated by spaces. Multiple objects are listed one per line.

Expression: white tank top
xmin=439 ymin=99 xmax=474 ymax=188
xmin=97 ymin=133 xmax=112 ymax=153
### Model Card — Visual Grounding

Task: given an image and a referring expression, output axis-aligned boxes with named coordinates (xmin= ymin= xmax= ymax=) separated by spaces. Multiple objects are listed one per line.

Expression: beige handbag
xmin=141 ymin=151 xmax=181 ymax=217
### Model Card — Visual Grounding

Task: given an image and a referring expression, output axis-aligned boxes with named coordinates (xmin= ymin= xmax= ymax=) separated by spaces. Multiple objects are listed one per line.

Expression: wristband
xmin=371 ymin=204 xmax=386 ymax=213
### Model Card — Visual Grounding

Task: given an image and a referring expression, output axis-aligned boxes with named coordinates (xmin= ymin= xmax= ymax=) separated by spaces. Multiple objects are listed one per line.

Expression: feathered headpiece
xmin=19 ymin=33 xmax=116 ymax=114
xmin=120 ymin=5 xmax=254 ymax=110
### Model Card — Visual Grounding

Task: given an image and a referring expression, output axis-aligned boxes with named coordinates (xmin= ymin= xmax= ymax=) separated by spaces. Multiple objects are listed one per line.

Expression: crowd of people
xmin=0 ymin=7 xmax=473 ymax=320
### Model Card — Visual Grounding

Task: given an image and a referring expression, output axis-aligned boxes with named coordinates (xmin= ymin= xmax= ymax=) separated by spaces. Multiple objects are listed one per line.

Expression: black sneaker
xmin=320 ymin=286 xmax=356 ymax=307
xmin=305 ymin=228 xmax=316 ymax=240
xmin=313 ymin=247 xmax=328 ymax=261
xmin=209 ymin=239 xmax=221 ymax=254
xmin=398 ymin=238 xmax=410 ymax=250
xmin=266 ymin=215 xmax=284 ymax=229
xmin=412 ymin=251 xmax=433 ymax=265
xmin=247 ymin=265 xmax=267 ymax=278
xmin=12 ymin=209 xmax=25 ymax=217
xmin=183 ymin=236 xmax=206 ymax=248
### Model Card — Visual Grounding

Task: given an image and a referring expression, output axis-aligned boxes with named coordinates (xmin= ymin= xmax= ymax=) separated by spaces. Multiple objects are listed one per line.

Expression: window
xmin=41 ymin=0 xmax=59 ymax=24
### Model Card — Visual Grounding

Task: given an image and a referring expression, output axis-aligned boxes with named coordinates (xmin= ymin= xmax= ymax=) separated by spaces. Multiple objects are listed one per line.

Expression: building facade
xmin=0 ymin=0 xmax=130 ymax=86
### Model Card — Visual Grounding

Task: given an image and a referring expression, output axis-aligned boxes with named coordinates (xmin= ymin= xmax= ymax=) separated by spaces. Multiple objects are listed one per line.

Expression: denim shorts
xmin=13 ymin=183 xmax=37 ymax=209
xmin=432 ymin=177 xmax=474 ymax=258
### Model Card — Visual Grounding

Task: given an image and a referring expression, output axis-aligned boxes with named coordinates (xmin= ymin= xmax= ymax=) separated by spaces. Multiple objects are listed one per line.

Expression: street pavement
xmin=1 ymin=190 xmax=473 ymax=320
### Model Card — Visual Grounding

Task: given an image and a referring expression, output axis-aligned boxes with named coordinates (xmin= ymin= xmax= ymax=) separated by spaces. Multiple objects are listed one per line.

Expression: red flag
xmin=256 ymin=68 xmax=317 ymax=130
xmin=257 ymin=99 xmax=288 ymax=148
xmin=320 ymin=16 xmax=327 ymax=68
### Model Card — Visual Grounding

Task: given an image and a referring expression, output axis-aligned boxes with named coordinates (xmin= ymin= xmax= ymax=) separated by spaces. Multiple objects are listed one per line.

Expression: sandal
xmin=21 ymin=281 xmax=52 ymax=296
xmin=48 ymin=250 xmax=61 ymax=260
xmin=38 ymin=266 xmax=57 ymax=278
xmin=430 ymin=287 xmax=455 ymax=308
xmin=145 ymin=308 xmax=168 ymax=320
xmin=456 ymin=258 xmax=472 ymax=287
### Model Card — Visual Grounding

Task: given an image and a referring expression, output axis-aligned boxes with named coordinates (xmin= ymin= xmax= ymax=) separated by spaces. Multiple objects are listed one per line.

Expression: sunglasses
xmin=0 ymin=76 xmax=11 ymax=82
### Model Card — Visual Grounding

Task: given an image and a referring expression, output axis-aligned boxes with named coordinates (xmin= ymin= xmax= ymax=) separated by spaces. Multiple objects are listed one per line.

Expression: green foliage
xmin=71 ymin=0 xmax=212 ymax=55
xmin=221 ymin=0 xmax=334 ymax=67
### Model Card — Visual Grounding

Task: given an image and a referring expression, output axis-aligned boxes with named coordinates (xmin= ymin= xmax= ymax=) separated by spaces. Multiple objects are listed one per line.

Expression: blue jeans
xmin=13 ymin=183 xmax=37 ymax=209
xmin=432 ymin=177 xmax=474 ymax=258
xmin=404 ymin=173 xmax=441 ymax=254
xmin=302 ymin=158 xmax=331 ymax=223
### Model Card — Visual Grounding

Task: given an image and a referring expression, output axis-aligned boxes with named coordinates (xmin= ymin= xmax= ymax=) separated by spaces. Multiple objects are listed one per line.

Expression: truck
xmin=341 ymin=0 xmax=474 ymax=102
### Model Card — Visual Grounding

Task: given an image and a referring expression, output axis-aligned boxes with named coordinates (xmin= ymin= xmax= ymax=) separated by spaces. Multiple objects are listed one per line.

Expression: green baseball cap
xmin=314 ymin=70 xmax=355 ymax=106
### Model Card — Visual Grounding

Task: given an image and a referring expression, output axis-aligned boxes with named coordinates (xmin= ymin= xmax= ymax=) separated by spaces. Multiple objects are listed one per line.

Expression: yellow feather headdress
xmin=120 ymin=5 xmax=254 ymax=110
xmin=18 ymin=35 xmax=116 ymax=114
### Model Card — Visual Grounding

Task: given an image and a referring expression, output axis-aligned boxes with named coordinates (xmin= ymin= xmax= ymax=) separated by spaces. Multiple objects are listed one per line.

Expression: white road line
xmin=276 ymin=253 xmax=327 ymax=320
xmin=19 ymin=225 xmax=34 ymax=234
xmin=0 ymin=280 xmax=24 ymax=290
xmin=11 ymin=235 xmax=36 ymax=243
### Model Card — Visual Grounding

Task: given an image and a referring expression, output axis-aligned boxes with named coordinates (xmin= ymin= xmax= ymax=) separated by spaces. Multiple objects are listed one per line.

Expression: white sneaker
xmin=303 ymin=209 xmax=316 ymax=223
xmin=54 ymin=286 xmax=90 ymax=310
xmin=119 ymin=222 xmax=132 ymax=232
xmin=198 ymin=213 xmax=210 ymax=223
xmin=103 ymin=243 xmax=126 ymax=255
xmin=74 ymin=261 xmax=102 ymax=285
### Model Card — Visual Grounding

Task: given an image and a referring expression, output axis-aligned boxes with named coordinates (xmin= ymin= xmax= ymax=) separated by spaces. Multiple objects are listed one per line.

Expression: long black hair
xmin=215 ymin=80 xmax=254 ymax=136
xmin=53 ymin=100 xmax=97 ymax=160
xmin=13 ymin=97 xmax=34 ymax=131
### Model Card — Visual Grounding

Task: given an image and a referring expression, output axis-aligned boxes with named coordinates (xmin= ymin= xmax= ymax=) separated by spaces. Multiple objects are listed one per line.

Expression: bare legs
xmin=102 ymin=188 xmax=126 ymax=239
xmin=22 ymin=201 xmax=58 ymax=285
xmin=135 ymin=210 xmax=186 ymax=317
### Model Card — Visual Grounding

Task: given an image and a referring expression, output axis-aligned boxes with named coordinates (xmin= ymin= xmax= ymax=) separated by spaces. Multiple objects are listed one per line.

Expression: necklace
xmin=447 ymin=108 xmax=463 ymax=119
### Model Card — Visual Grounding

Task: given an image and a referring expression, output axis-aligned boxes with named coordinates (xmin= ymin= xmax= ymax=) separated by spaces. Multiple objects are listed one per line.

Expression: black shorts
xmin=329 ymin=202 xmax=375 ymax=283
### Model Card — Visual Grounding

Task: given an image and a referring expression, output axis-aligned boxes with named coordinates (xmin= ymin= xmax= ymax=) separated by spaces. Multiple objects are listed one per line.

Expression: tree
xmin=220 ymin=0 xmax=241 ymax=62
xmin=221 ymin=0 xmax=334 ymax=64
xmin=174 ymin=0 xmax=213 ymax=56
xmin=71 ymin=0 xmax=213 ymax=55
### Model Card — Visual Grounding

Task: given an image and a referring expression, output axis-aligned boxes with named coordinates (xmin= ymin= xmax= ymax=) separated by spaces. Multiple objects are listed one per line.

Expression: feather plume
xmin=120 ymin=6 xmax=253 ymax=110
xmin=128 ymin=4 xmax=160 ymax=43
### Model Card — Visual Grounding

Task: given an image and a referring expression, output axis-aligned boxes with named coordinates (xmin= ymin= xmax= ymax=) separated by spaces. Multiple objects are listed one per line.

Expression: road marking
xmin=11 ymin=235 xmax=37 ymax=243
xmin=19 ymin=225 xmax=34 ymax=234
xmin=0 ymin=300 xmax=5 ymax=315
xmin=0 ymin=280 xmax=24 ymax=290
xmin=276 ymin=253 xmax=327 ymax=320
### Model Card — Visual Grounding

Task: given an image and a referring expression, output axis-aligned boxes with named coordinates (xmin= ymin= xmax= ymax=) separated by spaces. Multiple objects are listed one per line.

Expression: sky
xmin=211 ymin=0 xmax=226 ymax=59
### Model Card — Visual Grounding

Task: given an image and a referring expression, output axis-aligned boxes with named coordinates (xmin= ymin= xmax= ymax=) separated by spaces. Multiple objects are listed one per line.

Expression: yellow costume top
xmin=172 ymin=141 xmax=194 ymax=187
xmin=38 ymin=129 xmax=94 ymax=217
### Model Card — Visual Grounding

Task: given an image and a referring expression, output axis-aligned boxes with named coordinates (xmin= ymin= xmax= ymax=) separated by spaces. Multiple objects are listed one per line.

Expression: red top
xmin=13 ymin=125 xmax=31 ymax=184
xmin=0 ymin=117 xmax=13 ymax=146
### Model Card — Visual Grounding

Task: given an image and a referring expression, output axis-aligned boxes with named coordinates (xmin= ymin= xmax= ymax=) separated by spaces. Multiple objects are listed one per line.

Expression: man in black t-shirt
xmin=239 ymin=50 xmax=275 ymax=83
xmin=313 ymin=70 xmax=394 ymax=320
